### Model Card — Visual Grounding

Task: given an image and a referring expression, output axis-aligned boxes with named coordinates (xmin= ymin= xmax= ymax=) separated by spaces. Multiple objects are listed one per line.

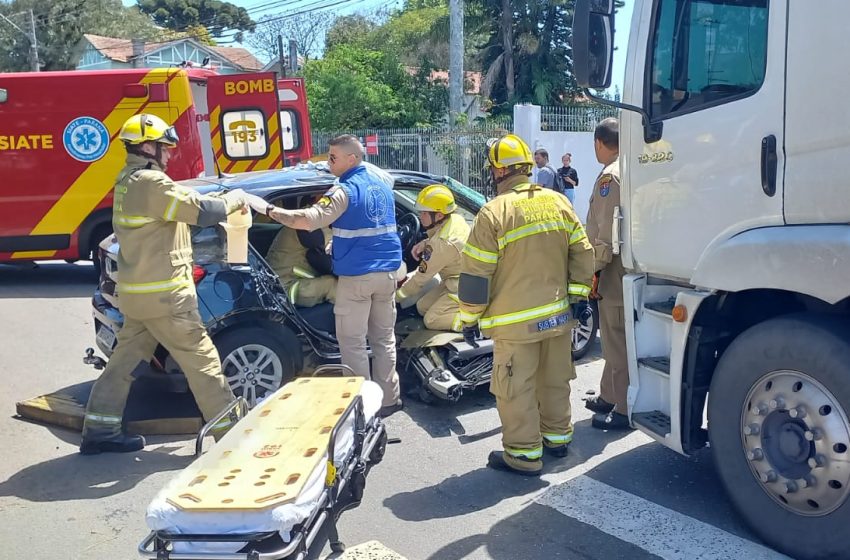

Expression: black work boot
xmin=378 ymin=400 xmax=404 ymax=418
xmin=583 ymin=394 xmax=614 ymax=414
xmin=591 ymin=411 xmax=632 ymax=430
xmin=80 ymin=433 xmax=146 ymax=455
xmin=486 ymin=451 xmax=542 ymax=476
xmin=543 ymin=442 xmax=569 ymax=458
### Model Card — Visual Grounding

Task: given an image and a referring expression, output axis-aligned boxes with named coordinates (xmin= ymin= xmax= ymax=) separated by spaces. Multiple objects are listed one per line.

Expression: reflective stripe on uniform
xmin=121 ymin=274 xmax=192 ymax=294
xmin=293 ymin=266 xmax=315 ymax=279
xmin=570 ymin=227 xmax=589 ymax=245
xmin=479 ymin=298 xmax=569 ymax=330
xmin=447 ymin=293 xmax=459 ymax=302
xmin=505 ymin=445 xmax=543 ymax=460
xmin=458 ymin=309 xmax=482 ymax=324
xmin=332 ymin=224 xmax=396 ymax=239
xmin=85 ymin=412 xmax=122 ymax=424
xmin=288 ymin=281 xmax=300 ymax=303
xmin=163 ymin=189 xmax=193 ymax=221
xmin=497 ymin=220 xmax=574 ymax=250
xmin=462 ymin=243 xmax=498 ymax=264
xmin=542 ymin=431 xmax=573 ymax=445
xmin=114 ymin=214 xmax=156 ymax=228
xmin=451 ymin=313 xmax=463 ymax=332
xmin=568 ymin=283 xmax=591 ymax=297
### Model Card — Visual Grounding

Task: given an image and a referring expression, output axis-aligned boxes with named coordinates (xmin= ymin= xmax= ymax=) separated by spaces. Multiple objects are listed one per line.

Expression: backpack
xmin=546 ymin=164 xmax=567 ymax=194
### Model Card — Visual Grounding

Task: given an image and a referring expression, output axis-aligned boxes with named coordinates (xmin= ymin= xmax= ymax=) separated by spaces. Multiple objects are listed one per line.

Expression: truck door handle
xmin=761 ymin=135 xmax=777 ymax=197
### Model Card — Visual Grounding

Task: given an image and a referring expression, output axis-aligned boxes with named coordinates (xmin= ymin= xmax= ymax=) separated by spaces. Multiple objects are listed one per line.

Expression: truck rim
xmin=742 ymin=369 xmax=850 ymax=516
xmin=222 ymin=343 xmax=283 ymax=407
xmin=571 ymin=306 xmax=594 ymax=353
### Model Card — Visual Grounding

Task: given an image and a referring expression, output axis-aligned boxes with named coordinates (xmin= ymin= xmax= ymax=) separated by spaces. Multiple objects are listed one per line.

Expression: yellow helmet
xmin=415 ymin=184 xmax=456 ymax=214
xmin=486 ymin=134 xmax=533 ymax=169
xmin=118 ymin=113 xmax=179 ymax=146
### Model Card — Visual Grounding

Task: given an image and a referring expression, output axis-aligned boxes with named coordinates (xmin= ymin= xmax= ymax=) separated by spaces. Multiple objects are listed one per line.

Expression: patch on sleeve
xmin=599 ymin=182 xmax=610 ymax=197
xmin=318 ymin=196 xmax=332 ymax=207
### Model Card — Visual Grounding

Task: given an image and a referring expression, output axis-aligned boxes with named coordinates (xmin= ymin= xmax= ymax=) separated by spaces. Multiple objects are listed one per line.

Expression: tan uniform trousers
xmin=598 ymin=300 xmax=629 ymax=413
xmin=83 ymin=309 xmax=235 ymax=439
xmin=287 ymin=275 xmax=337 ymax=307
xmin=416 ymin=286 xmax=461 ymax=332
xmin=334 ymin=271 xmax=401 ymax=407
xmin=491 ymin=332 xmax=575 ymax=472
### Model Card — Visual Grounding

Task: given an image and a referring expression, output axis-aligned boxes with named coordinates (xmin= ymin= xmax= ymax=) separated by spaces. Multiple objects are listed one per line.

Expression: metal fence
xmin=312 ymin=120 xmax=513 ymax=195
xmin=539 ymin=103 xmax=619 ymax=132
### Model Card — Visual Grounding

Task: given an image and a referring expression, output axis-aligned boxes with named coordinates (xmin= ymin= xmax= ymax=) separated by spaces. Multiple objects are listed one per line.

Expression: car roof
xmin=181 ymin=164 xmax=445 ymax=197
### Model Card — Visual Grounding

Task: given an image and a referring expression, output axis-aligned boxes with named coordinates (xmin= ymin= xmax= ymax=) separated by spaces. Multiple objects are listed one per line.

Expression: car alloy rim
xmin=742 ymin=369 xmax=850 ymax=516
xmin=571 ymin=306 xmax=594 ymax=352
xmin=222 ymin=343 xmax=284 ymax=407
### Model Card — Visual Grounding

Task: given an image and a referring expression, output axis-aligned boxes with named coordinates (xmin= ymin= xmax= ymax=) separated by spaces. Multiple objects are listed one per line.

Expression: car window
xmin=395 ymin=182 xmax=480 ymax=224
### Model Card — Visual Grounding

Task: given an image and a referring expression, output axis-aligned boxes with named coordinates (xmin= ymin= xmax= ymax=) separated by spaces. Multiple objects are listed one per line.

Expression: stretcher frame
xmin=139 ymin=367 xmax=387 ymax=560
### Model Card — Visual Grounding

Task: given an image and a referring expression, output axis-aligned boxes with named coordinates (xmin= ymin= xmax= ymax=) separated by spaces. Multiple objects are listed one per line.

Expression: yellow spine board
xmin=165 ymin=376 xmax=364 ymax=512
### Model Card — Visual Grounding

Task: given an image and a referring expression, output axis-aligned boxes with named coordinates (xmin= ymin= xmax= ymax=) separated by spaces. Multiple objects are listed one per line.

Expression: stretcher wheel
xmin=369 ymin=430 xmax=388 ymax=464
xmin=331 ymin=541 xmax=346 ymax=553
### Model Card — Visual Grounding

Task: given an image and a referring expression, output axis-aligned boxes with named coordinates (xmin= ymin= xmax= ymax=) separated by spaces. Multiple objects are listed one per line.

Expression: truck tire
xmin=708 ymin=314 xmax=850 ymax=560
xmin=215 ymin=325 xmax=302 ymax=408
xmin=571 ymin=300 xmax=598 ymax=361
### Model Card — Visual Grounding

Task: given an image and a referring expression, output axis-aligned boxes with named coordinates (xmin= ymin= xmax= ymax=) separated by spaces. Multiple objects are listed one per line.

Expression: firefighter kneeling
xmin=458 ymin=134 xmax=595 ymax=475
xmin=397 ymin=184 xmax=470 ymax=331
xmin=80 ymin=114 xmax=248 ymax=455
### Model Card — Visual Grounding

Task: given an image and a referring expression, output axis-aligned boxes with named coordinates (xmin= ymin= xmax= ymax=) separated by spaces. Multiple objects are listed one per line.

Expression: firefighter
xmin=584 ymin=117 xmax=632 ymax=430
xmin=396 ymin=184 xmax=470 ymax=331
xmin=80 ymin=113 xmax=248 ymax=455
xmin=247 ymin=135 xmax=403 ymax=417
xmin=458 ymin=134 xmax=595 ymax=475
xmin=266 ymin=198 xmax=336 ymax=307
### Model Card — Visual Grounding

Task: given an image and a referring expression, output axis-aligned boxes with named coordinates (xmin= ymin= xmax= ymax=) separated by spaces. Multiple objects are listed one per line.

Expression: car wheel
xmin=571 ymin=300 xmax=598 ymax=361
xmin=708 ymin=314 xmax=850 ymax=560
xmin=215 ymin=325 xmax=302 ymax=408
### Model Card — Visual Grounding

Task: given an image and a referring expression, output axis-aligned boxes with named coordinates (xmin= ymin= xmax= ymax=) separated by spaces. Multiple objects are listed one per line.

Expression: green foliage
xmin=324 ymin=14 xmax=379 ymax=53
xmin=0 ymin=0 xmax=160 ymax=72
xmin=304 ymin=44 xmax=447 ymax=130
xmin=137 ymin=0 xmax=255 ymax=39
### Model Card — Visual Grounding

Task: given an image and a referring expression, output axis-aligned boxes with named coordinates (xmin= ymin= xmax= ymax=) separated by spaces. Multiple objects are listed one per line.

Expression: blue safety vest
xmin=332 ymin=164 xmax=402 ymax=276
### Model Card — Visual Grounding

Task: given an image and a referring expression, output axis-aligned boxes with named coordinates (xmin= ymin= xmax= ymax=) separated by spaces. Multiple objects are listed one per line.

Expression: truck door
xmin=624 ymin=0 xmax=784 ymax=280
xmin=277 ymin=78 xmax=313 ymax=165
xmin=206 ymin=72 xmax=284 ymax=174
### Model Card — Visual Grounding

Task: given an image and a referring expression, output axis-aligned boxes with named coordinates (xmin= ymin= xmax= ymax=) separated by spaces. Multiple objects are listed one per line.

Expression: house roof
xmin=82 ymin=34 xmax=263 ymax=70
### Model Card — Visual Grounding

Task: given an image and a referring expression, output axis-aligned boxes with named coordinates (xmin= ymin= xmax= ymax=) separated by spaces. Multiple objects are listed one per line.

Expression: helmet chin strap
xmin=425 ymin=211 xmax=447 ymax=230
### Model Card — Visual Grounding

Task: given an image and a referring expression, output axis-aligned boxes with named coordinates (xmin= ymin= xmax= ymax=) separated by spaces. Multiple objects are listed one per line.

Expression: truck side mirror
xmin=572 ymin=0 xmax=615 ymax=89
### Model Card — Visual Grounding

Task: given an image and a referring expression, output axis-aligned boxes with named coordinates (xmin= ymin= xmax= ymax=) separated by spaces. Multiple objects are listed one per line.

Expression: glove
xmin=411 ymin=240 xmax=426 ymax=260
xmin=462 ymin=323 xmax=480 ymax=348
xmin=244 ymin=193 xmax=271 ymax=215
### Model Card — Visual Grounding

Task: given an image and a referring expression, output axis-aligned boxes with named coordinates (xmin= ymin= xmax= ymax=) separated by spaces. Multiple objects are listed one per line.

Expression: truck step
xmin=632 ymin=410 xmax=671 ymax=438
xmin=638 ymin=356 xmax=670 ymax=374
xmin=643 ymin=298 xmax=676 ymax=317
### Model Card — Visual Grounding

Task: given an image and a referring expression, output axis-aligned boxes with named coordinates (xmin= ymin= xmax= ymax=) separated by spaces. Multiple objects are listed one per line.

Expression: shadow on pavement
xmin=0 ymin=261 xmax=97 ymax=299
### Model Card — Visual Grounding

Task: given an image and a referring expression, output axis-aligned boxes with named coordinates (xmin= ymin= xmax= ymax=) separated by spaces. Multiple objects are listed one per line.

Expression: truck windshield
xmin=649 ymin=0 xmax=768 ymax=119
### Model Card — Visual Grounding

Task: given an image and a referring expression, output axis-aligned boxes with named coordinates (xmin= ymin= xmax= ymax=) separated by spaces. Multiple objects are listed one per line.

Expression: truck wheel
xmin=88 ymin=223 xmax=112 ymax=279
xmin=571 ymin=300 xmax=598 ymax=361
xmin=215 ymin=326 xmax=302 ymax=408
xmin=708 ymin=315 xmax=850 ymax=560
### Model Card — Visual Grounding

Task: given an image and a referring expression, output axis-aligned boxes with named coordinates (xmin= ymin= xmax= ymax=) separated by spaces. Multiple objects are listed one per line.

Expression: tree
xmin=303 ymin=44 xmax=446 ymax=130
xmin=0 ymin=0 xmax=160 ymax=72
xmin=136 ymin=0 xmax=255 ymax=41
xmin=324 ymin=14 xmax=380 ymax=53
xmin=247 ymin=12 xmax=334 ymax=63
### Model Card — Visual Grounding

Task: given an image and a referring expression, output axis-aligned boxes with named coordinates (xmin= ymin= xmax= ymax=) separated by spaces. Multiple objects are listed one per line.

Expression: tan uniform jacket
xmin=459 ymin=178 xmax=595 ymax=343
xmin=266 ymin=226 xmax=333 ymax=284
xmin=113 ymin=154 xmax=245 ymax=320
xmin=397 ymin=213 xmax=470 ymax=299
xmin=585 ymin=158 xmax=627 ymax=304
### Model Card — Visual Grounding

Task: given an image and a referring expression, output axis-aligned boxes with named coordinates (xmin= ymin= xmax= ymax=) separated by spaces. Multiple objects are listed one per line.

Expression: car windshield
xmin=444 ymin=176 xmax=486 ymax=209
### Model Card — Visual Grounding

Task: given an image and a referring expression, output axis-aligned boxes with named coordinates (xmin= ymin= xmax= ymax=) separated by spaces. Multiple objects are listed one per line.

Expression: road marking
xmin=537 ymin=475 xmax=790 ymax=560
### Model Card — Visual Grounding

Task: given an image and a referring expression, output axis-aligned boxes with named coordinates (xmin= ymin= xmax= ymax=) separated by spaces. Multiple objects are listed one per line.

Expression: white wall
xmin=513 ymin=104 xmax=600 ymax=223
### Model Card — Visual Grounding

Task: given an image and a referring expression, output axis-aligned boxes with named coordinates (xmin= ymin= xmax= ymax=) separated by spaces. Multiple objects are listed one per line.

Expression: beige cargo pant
xmin=598 ymin=301 xmax=629 ymax=414
xmin=334 ymin=271 xmax=401 ymax=407
xmin=286 ymin=275 xmax=337 ymax=307
xmin=491 ymin=332 xmax=575 ymax=472
xmin=82 ymin=309 xmax=236 ymax=440
xmin=416 ymin=286 xmax=462 ymax=332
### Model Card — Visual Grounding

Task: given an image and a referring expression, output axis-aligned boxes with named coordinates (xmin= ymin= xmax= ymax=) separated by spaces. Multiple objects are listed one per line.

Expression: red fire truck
xmin=0 ymin=68 xmax=313 ymax=268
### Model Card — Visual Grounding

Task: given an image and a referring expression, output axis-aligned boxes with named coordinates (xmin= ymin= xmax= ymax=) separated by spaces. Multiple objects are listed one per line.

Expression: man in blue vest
xmin=248 ymin=135 xmax=404 ymax=417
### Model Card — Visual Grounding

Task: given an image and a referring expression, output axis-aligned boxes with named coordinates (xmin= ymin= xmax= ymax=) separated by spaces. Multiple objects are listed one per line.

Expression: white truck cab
xmin=573 ymin=1 xmax=850 ymax=558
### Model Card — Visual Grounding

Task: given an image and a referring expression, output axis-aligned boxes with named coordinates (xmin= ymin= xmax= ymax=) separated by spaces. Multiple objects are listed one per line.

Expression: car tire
xmin=571 ymin=300 xmax=599 ymax=361
xmin=708 ymin=314 xmax=850 ymax=560
xmin=215 ymin=325 xmax=302 ymax=408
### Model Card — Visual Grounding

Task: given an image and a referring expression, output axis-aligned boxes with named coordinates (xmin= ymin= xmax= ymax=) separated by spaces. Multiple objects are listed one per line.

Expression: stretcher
xmin=139 ymin=367 xmax=388 ymax=560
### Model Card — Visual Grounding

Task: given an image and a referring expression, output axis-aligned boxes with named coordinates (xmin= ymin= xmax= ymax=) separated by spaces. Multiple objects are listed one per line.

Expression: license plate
xmin=96 ymin=325 xmax=117 ymax=350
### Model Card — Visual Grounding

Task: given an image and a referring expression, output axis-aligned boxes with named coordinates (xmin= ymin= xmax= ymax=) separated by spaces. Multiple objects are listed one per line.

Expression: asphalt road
xmin=0 ymin=262 xmax=789 ymax=560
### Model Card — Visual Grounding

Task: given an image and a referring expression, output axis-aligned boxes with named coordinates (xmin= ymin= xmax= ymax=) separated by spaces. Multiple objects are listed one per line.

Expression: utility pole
xmin=0 ymin=10 xmax=39 ymax=71
xmin=277 ymin=34 xmax=286 ymax=77
xmin=448 ymin=0 xmax=464 ymax=125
